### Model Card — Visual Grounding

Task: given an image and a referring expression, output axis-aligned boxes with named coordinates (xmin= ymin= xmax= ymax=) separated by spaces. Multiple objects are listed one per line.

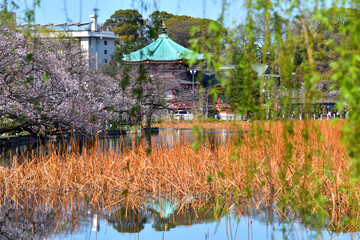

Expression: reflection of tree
xmin=226 ymin=196 xmax=354 ymax=238
xmin=0 ymin=200 xmax=56 ymax=239
xmin=106 ymin=199 xmax=217 ymax=233
xmin=0 ymin=198 xmax=83 ymax=240
xmin=0 ymin=196 xmax=108 ymax=239
xmin=1 ymin=193 xmax=354 ymax=239
xmin=107 ymin=207 xmax=146 ymax=233
xmin=144 ymin=132 xmax=152 ymax=148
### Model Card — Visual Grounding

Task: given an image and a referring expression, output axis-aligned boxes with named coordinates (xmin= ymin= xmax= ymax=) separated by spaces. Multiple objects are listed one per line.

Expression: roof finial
xmin=159 ymin=20 xmax=168 ymax=36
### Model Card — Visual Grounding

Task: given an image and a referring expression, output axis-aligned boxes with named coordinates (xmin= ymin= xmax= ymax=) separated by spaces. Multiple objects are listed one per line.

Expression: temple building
xmin=123 ymin=23 xmax=204 ymax=109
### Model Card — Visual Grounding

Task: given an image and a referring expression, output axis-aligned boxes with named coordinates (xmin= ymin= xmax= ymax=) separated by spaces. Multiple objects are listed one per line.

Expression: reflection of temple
xmin=106 ymin=197 xmax=216 ymax=232
xmin=146 ymin=197 xmax=182 ymax=219
xmin=145 ymin=197 xmax=217 ymax=231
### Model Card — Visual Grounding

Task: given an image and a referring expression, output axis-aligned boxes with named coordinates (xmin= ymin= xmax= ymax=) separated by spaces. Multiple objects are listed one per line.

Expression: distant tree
xmin=227 ymin=24 xmax=260 ymax=117
xmin=228 ymin=64 xmax=260 ymax=116
xmin=165 ymin=15 xmax=227 ymax=51
xmin=103 ymin=9 xmax=149 ymax=62
xmin=149 ymin=11 xmax=228 ymax=52
xmin=148 ymin=11 xmax=175 ymax=39
xmin=292 ymin=7 xmax=358 ymax=88
xmin=231 ymin=25 xmax=259 ymax=64
xmin=104 ymin=9 xmax=144 ymax=33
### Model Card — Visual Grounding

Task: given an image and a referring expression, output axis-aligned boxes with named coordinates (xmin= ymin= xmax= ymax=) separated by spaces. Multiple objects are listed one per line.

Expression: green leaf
xmin=206 ymin=174 xmax=212 ymax=183
xmin=217 ymin=171 xmax=224 ymax=179
xmin=25 ymin=53 xmax=33 ymax=62
xmin=123 ymin=160 xmax=130 ymax=173
xmin=34 ymin=0 xmax=40 ymax=7
xmin=43 ymin=72 xmax=49 ymax=85
xmin=121 ymin=189 xmax=129 ymax=198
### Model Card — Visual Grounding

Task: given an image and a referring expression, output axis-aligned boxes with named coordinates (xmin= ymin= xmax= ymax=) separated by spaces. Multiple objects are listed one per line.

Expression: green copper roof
xmin=123 ymin=33 xmax=204 ymax=63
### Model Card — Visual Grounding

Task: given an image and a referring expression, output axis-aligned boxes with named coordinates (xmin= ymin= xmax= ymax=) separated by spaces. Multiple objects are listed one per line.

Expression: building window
xmin=104 ymin=59 xmax=108 ymax=64
xmin=104 ymin=40 xmax=107 ymax=45
xmin=104 ymin=50 xmax=107 ymax=55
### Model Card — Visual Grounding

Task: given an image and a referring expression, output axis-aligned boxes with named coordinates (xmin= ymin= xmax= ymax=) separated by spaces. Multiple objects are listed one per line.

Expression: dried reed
xmin=154 ymin=120 xmax=249 ymax=130
xmin=0 ymin=120 xmax=358 ymax=232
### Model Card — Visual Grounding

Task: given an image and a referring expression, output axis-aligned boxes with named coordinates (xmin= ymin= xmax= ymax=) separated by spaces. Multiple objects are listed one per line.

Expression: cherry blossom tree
xmin=0 ymin=24 xmax=131 ymax=136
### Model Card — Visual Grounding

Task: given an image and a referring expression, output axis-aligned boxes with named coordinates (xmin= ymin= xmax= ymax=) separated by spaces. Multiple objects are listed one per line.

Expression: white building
xmin=29 ymin=15 xmax=118 ymax=70
xmin=69 ymin=15 xmax=118 ymax=70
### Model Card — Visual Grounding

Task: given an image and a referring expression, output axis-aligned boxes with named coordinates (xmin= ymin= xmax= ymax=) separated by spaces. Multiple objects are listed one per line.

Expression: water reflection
xmin=0 ymin=199 xmax=57 ymax=239
xmin=146 ymin=196 xmax=193 ymax=219
xmin=0 ymin=195 xmax=357 ymax=240
xmin=1 ymin=129 xmax=239 ymax=165
xmin=0 ymin=129 xmax=359 ymax=239
xmin=107 ymin=206 xmax=146 ymax=233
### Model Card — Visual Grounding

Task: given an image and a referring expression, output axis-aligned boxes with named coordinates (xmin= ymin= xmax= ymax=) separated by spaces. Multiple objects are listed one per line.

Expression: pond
xmin=0 ymin=128 xmax=359 ymax=239
xmin=0 ymin=128 xmax=239 ymax=166
xmin=0 ymin=196 xmax=356 ymax=240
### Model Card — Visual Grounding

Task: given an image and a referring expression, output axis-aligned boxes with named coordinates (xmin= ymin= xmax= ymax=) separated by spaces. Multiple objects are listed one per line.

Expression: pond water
xmin=0 ymin=128 xmax=239 ymax=166
xmin=0 ymin=129 xmax=359 ymax=239
xmin=50 ymin=213 xmax=353 ymax=240
xmin=0 ymin=196 xmax=356 ymax=240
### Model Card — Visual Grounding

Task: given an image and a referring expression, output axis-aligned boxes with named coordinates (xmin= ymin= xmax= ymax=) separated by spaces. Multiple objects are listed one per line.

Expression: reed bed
xmin=154 ymin=120 xmax=249 ymax=130
xmin=0 ymin=120 xmax=358 ymax=232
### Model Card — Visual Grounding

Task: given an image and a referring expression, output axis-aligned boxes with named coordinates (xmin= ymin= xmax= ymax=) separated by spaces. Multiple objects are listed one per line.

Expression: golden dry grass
xmin=0 ymin=120 xmax=358 ymax=231
xmin=154 ymin=120 xmax=249 ymax=130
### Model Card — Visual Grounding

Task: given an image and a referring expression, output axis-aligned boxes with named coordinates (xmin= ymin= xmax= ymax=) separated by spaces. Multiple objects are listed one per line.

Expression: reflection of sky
xmin=48 ymin=214 xmax=355 ymax=240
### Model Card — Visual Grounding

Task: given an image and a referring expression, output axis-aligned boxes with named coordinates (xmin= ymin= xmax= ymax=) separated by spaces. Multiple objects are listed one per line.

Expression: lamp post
xmin=292 ymin=72 xmax=296 ymax=98
xmin=292 ymin=72 xmax=297 ymax=119
xmin=261 ymin=88 xmax=266 ymax=119
xmin=190 ymin=69 xmax=197 ymax=103
xmin=189 ymin=69 xmax=197 ymax=118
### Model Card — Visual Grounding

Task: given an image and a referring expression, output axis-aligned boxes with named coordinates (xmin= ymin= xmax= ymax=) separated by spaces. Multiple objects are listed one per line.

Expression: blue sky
xmin=14 ymin=0 xmax=245 ymax=26
xmin=12 ymin=0 xmax=340 ymax=28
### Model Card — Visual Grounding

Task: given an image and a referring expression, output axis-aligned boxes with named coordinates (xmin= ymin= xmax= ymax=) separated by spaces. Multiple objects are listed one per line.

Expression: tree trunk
xmin=145 ymin=110 xmax=153 ymax=128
